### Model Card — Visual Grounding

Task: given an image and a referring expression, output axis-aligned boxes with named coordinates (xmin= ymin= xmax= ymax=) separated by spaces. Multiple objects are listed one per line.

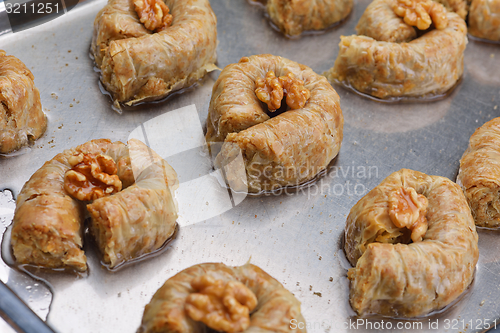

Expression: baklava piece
xmin=206 ymin=54 xmax=344 ymax=193
xmin=325 ymin=0 xmax=467 ymax=99
xmin=345 ymin=169 xmax=478 ymax=317
xmin=457 ymin=117 xmax=500 ymax=228
xmin=91 ymin=0 xmax=218 ymax=107
xmin=11 ymin=139 xmax=178 ymax=271
xmin=0 ymin=50 xmax=47 ymax=154
xmin=469 ymin=0 xmax=500 ymax=42
xmin=263 ymin=0 xmax=353 ymax=36
xmin=138 ymin=263 xmax=306 ymax=333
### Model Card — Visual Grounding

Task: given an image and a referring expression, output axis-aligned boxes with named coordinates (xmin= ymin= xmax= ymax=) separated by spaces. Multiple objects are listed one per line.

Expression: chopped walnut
xmin=64 ymin=153 xmax=122 ymax=201
xmin=134 ymin=0 xmax=173 ymax=33
xmin=393 ymin=0 xmax=448 ymax=30
xmin=280 ymin=73 xmax=312 ymax=110
xmin=255 ymin=71 xmax=311 ymax=112
xmin=185 ymin=275 xmax=257 ymax=333
xmin=388 ymin=187 xmax=428 ymax=242
xmin=255 ymin=71 xmax=283 ymax=111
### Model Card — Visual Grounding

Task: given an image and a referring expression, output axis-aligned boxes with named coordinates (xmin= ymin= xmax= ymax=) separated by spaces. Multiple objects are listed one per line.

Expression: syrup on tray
xmin=329 ymin=76 xmax=464 ymax=104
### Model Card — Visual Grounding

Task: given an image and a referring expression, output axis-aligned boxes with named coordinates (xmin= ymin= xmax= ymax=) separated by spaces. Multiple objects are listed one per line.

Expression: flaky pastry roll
xmin=11 ymin=139 xmax=178 ymax=271
xmin=345 ymin=169 xmax=478 ymax=317
xmin=325 ymin=0 xmax=467 ymax=99
xmin=206 ymin=54 xmax=343 ymax=193
xmin=0 ymin=50 xmax=47 ymax=154
xmin=457 ymin=117 xmax=500 ymax=228
xmin=138 ymin=263 xmax=306 ymax=333
xmin=264 ymin=0 xmax=353 ymax=36
xmin=469 ymin=0 xmax=500 ymax=41
xmin=91 ymin=0 xmax=217 ymax=106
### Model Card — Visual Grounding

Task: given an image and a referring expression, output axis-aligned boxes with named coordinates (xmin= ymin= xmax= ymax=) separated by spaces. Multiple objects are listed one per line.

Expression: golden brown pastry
xmin=263 ymin=0 xmax=353 ymax=36
xmin=435 ymin=0 xmax=468 ymax=19
xmin=325 ymin=0 xmax=467 ymax=99
xmin=0 ymin=50 xmax=47 ymax=154
xmin=206 ymin=54 xmax=343 ymax=193
xmin=91 ymin=0 xmax=218 ymax=107
xmin=457 ymin=118 xmax=500 ymax=228
xmin=137 ymin=263 xmax=306 ymax=333
xmin=345 ymin=169 xmax=478 ymax=317
xmin=11 ymin=139 xmax=178 ymax=271
xmin=469 ymin=0 xmax=500 ymax=41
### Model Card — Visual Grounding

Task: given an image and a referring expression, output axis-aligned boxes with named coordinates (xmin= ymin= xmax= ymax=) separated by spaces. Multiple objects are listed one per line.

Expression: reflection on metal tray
xmin=0 ymin=0 xmax=500 ymax=332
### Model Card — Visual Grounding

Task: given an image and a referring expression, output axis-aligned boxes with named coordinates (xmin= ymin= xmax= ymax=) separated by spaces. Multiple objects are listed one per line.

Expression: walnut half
xmin=134 ymin=0 xmax=173 ymax=33
xmin=185 ymin=275 xmax=258 ymax=333
xmin=388 ymin=187 xmax=428 ymax=242
xmin=64 ymin=153 xmax=122 ymax=201
xmin=393 ymin=0 xmax=448 ymax=30
xmin=255 ymin=71 xmax=311 ymax=112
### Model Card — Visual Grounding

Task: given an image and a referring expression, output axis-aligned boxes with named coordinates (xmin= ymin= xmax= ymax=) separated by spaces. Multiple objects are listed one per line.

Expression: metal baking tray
xmin=1 ymin=0 xmax=500 ymax=332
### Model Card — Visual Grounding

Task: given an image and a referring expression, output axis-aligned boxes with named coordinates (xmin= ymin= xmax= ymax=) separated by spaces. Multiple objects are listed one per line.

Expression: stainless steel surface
xmin=0 ymin=279 xmax=55 ymax=333
xmin=0 ymin=0 xmax=500 ymax=332
xmin=0 ymin=190 xmax=53 ymax=333
xmin=0 ymin=2 xmax=13 ymax=36
xmin=0 ymin=191 xmax=17 ymax=333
